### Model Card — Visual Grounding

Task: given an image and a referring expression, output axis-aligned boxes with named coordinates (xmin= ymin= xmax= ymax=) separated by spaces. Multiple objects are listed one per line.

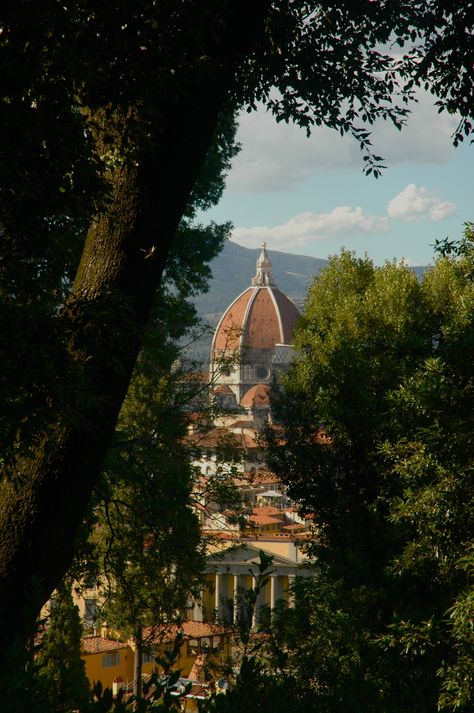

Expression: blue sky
xmin=202 ymin=91 xmax=472 ymax=267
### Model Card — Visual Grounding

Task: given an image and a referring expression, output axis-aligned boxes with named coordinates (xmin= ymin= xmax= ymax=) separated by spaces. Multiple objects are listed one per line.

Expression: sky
xmin=202 ymin=91 xmax=472 ymax=267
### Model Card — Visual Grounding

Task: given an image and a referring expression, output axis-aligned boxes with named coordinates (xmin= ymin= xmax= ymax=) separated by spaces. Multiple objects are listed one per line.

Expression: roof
xmin=240 ymin=383 xmax=271 ymax=408
xmin=185 ymin=425 xmax=259 ymax=451
xmin=212 ymin=286 xmax=299 ymax=351
xmin=248 ymin=514 xmax=282 ymax=526
xmin=144 ymin=621 xmax=229 ymax=645
xmin=206 ymin=542 xmax=301 ymax=566
xmin=227 ymin=419 xmax=254 ymax=429
xmin=82 ymin=636 xmax=128 ymax=654
xmin=211 ymin=248 xmax=299 ymax=354
xmin=185 ymin=427 xmax=239 ymax=449
xmin=243 ymin=470 xmax=280 ymax=484
xmin=213 ymin=384 xmax=234 ymax=394
xmin=252 ymin=505 xmax=282 ymax=516
xmin=182 ymin=621 xmax=227 ymax=638
xmin=203 ymin=530 xmax=307 ymax=543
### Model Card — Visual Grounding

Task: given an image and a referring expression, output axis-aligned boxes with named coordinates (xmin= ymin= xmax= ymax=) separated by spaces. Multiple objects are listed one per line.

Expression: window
xmin=84 ymin=599 xmax=97 ymax=623
xmin=188 ymin=638 xmax=199 ymax=654
xmin=255 ymin=366 xmax=269 ymax=380
xmin=103 ymin=652 xmax=120 ymax=668
xmin=200 ymin=637 xmax=212 ymax=653
xmin=142 ymin=652 xmax=154 ymax=664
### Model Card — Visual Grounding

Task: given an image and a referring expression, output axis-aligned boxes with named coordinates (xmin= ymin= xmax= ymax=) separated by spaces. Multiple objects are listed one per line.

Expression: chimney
xmin=112 ymin=676 xmax=124 ymax=697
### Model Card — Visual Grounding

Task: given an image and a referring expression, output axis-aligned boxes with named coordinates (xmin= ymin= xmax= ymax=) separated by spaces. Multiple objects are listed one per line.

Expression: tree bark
xmin=0 ymin=0 xmax=271 ymax=690
xmin=133 ymin=630 xmax=143 ymax=707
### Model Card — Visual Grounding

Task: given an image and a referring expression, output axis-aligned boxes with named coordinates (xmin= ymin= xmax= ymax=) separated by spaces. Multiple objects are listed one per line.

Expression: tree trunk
xmin=0 ymin=1 xmax=270 ymax=691
xmin=134 ymin=631 xmax=143 ymax=707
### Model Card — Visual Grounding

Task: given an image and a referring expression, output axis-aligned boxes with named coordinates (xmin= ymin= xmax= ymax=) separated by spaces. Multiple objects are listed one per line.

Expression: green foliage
xmin=66 ymin=93 xmax=238 ymax=705
xmin=2 ymin=2 xmax=473 ymax=463
xmin=2 ymin=2 xmax=474 ymax=708
xmin=32 ymin=57 xmax=239 ymax=711
xmin=199 ymin=552 xmax=314 ymax=713
xmin=267 ymin=231 xmax=474 ymax=711
xmin=36 ymin=585 xmax=91 ymax=712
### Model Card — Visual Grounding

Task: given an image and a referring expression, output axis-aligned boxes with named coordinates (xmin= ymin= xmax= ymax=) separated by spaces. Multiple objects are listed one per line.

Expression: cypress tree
xmin=37 ymin=584 xmax=91 ymax=712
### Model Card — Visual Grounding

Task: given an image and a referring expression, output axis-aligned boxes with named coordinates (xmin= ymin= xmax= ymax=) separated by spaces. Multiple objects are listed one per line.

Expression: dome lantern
xmin=252 ymin=242 xmax=275 ymax=287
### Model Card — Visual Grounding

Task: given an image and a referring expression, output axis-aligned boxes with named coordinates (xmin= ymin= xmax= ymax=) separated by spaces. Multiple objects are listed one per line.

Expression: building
xmin=210 ymin=243 xmax=300 ymax=409
xmin=192 ymin=543 xmax=314 ymax=626
xmin=81 ymin=621 xmax=234 ymax=706
xmin=71 ymin=244 xmax=313 ymax=701
xmin=186 ymin=247 xmax=314 ymax=615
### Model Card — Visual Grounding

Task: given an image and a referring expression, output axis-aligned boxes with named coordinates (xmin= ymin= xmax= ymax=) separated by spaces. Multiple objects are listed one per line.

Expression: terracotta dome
xmin=240 ymin=383 xmax=271 ymax=408
xmin=212 ymin=245 xmax=300 ymax=353
xmin=213 ymin=384 xmax=234 ymax=394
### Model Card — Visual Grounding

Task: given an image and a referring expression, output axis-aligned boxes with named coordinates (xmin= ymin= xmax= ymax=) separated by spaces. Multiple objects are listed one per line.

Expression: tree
xmin=266 ymin=235 xmax=474 ymax=711
xmin=90 ymin=350 xmax=206 ymax=702
xmin=70 ymin=102 xmax=238 ymax=703
xmin=1 ymin=0 xmax=473 ymax=678
xmin=36 ymin=585 xmax=91 ymax=713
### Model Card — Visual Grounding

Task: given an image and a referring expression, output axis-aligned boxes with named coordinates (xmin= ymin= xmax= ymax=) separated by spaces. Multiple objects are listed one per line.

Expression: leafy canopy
xmin=266 ymin=231 xmax=474 ymax=711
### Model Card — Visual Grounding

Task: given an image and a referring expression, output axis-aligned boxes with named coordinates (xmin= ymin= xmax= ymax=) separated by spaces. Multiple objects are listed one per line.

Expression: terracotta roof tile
xmin=82 ymin=636 xmax=128 ymax=654
xmin=212 ymin=289 xmax=252 ymax=350
xmin=248 ymin=514 xmax=282 ymax=526
xmin=143 ymin=621 xmax=230 ymax=645
xmin=252 ymin=505 xmax=282 ymax=516
xmin=240 ymin=383 xmax=271 ymax=408
xmin=271 ymin=288 xmax=300 ymax=344
xmin=213 ymin=384 xmax=234 ymax=394
xmin=212 ymin=284 xmax=300 ymax=354
xmin=243 ymin=289 xmax=282 ymax=349
xmin=188 ymin=653 xmax=207 ymax=681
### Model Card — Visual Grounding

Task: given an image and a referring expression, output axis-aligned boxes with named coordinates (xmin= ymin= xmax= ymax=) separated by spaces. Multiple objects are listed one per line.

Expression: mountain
xmin=193 ymin=240 xmax=327 ymax=319
xmin=186 ymin=241 xmax=427 ymax=365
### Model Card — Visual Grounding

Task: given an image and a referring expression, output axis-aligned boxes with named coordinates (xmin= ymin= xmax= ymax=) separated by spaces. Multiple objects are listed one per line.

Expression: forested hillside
xmin=189 ymin=241 xmax=426 ymax=365
xmin=193 ymin=240 xmax=327 ymax=317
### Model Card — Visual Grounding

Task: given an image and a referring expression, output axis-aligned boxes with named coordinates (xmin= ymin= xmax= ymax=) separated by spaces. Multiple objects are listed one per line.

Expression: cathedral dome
xmin=212 ymin=244 xmax=300 ymax=354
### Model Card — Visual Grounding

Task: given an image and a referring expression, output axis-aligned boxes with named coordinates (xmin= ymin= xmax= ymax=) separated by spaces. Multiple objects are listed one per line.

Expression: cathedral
xmin=209 ymin=244 xmax=300 ymax=413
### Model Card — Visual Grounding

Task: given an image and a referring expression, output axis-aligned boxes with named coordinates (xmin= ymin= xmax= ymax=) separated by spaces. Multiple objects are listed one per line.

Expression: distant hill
xmin=187 ymin=241 xmax=427 ymax=365
xmin=193 ymin=240 xmax=327 ymax=319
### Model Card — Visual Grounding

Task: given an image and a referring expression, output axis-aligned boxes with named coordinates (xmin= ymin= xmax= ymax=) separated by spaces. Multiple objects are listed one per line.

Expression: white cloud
xmin=226 ymin=92 xmax=458 ymax=193
xmin=388 ymin=184 xmax=456 ymax=222
xmin=371 ymin=91 xmax=457 ymax=166
xmin=226 ymin=110 xmax=357 ymax=192
xmin=233 ymin=207 xmax=389 ymax=250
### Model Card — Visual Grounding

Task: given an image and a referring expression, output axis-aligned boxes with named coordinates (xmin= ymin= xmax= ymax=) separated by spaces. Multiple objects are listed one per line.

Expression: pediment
xmin=206 ymin=543 xmax=295 ymax=568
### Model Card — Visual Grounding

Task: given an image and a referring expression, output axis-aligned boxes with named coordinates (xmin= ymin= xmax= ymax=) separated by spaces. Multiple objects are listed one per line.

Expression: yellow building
xmin=82 ymin=635 xmax=133 ymax=691
xmin=81 ymin=621 xmax=233 ymax=702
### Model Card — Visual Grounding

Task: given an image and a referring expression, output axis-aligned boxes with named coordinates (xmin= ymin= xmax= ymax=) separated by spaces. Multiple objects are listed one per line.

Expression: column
xmin=233 ymin=573 xmax=240 ymax=624
xmin=214 ymin=572 xmax=222 ymax=621
xmin=193 ymin=595 xmax=203 ymax=622
xmin=287 ymin=574 xmax=295 ymax=608
xmin=269 ymin=574 xmax=277 ymax=611
xmin=251 ymin=575 xmax=258 ymax=628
